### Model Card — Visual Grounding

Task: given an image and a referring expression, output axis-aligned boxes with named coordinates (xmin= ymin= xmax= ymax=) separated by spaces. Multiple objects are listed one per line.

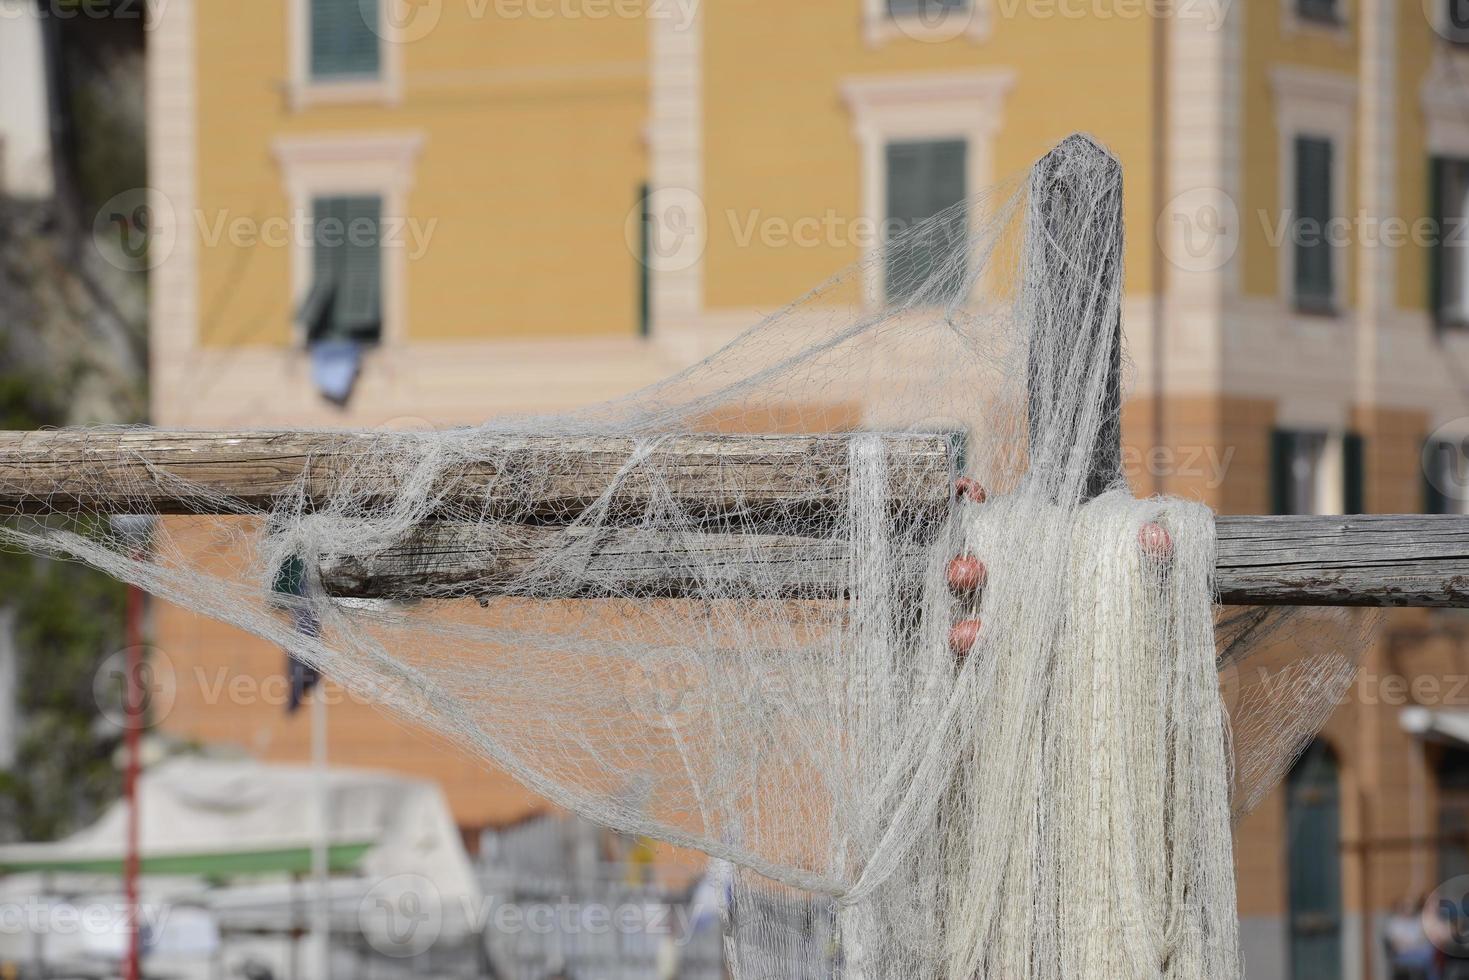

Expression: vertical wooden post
xmin=1025 ymin=135 xmax=1125 ymax=501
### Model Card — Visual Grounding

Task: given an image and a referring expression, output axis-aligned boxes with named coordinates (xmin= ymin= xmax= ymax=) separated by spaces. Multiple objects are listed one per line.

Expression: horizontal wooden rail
xmin=3 ymin=430 xmax=1469 ymax=607
xmin=317 ymin=525 xmax=908 ymax=600
xmin=0 ymin=428 xmax=955 ymax=526
xmin=1213 ymin=515 xmax=1469 ymax=608
xmin=317 ymin=515 xmax=1469 ymax=607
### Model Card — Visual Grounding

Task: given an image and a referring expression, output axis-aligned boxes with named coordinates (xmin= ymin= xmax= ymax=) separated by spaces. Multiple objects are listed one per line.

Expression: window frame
xmin=289 ymin=0 xmax=402 ymax=109
xmin=272 ymin=133 xmax=426 ymax=348
xmin=1270 ymin=427 xmax=1363 ymax=515
xmin=1270 ymin=67 xmax=1357 ymax=320
xmin=841 ymin=71 xmax=1013 ymax=309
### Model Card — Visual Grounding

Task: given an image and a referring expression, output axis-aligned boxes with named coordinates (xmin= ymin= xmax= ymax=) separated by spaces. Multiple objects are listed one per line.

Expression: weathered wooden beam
xmin=317 ymin=514 xmax=1469 ymax=607
xmin=0 ymin=428 xmax=956 ymax=526
xmin=6 ymin=429 xmax=1469 ymax=607
xmin=1214 ymin=515 xmax=1469 ymax=608
xmin=318 ymin=525 xmax=918 ymax=600
xmin=1026 ymin=133 xmax=1124 ymax=503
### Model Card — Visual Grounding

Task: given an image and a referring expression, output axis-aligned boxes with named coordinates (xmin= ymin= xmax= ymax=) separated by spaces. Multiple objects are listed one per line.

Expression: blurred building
xmin=0 ymin=5 xmax=53 ymax=199
xmin=142 ymin=1 xmax=1469 ymax=978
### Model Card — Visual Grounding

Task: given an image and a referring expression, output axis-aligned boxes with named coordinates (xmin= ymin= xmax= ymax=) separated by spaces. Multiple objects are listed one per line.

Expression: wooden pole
xmin=1025 ymin=134 xmax=1124 ymax=502
xmin=309 ymin=515 xmax=1469 ymax=607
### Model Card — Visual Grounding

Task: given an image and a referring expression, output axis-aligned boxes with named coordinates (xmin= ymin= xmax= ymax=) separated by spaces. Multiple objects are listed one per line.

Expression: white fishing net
xmin=1 ymin=135 xmax=1368 ymax=978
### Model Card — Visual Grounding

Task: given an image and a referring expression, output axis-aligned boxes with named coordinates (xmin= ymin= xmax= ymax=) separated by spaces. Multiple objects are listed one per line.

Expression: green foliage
xmin=0 ymin=334 xmax=128 ymax=843
xmin=0 ymin=559 xmax=125 ymax=842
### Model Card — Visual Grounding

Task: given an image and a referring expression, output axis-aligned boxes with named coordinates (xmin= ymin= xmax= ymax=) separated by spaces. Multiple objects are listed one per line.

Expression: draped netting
xmin=0 ymin=135 xmax=1368 ymax=978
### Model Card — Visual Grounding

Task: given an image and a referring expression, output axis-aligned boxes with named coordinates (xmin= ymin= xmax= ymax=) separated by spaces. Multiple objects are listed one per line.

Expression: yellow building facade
xmin=146 ymin=0 xmax=1469 ymax=976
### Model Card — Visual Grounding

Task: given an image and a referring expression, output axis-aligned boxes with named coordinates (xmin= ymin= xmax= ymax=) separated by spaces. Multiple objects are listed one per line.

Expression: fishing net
xmin=0 ymin=135 xmax=1367 ymax=977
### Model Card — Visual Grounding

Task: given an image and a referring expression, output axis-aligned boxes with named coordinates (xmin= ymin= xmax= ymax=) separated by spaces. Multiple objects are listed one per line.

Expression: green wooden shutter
xmin=884 ymin=140 xmax=968 ymax=306
xmin=887 ymin=0 xmax=967 ymax=15
xmin=1296 ymin=0 xmax=1339 ymax=23
xmin=1438 ymin=749 xmax=1469 ymax=883
xmin=311 ymin=0 xmax=380 ymax=79
xmin=1270 ymin=429 xmax=1294 ymax=515
xmin=930 ymin=141 xmax=968 ymax=302
xmin=337 ymin=196 xmax=383 ymax=338
xmin=1432 ymin=157 xmax=1448 ymax=327
xmin=1286 ymin=740 xmax=1343 ymax=980
xmin=1426 ymin=450 xmax=1449 ymax=515
xmin=1342 ymin=432 xmax=1364 ymax=514
xmin=1427 ymin=438 xmax=1452 ymax=514
xmin=1294 ymin=137 xmax=1335 ymax=312
xmin=637 ymin=183 xmax=651 ymax=337
xmin=302 ymin=196 xmax=382 ymax=343
xmin=298 ymin=197 xmax=344 ymax=341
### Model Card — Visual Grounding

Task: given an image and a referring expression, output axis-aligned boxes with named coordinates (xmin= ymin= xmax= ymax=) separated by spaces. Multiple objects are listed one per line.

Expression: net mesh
xmin=0 ymin=135 xmax=1368 ymax=977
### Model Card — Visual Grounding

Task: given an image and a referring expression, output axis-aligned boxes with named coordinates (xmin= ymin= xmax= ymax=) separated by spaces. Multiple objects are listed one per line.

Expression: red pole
xmin=123 ymin=580 xmax=143 ymax=980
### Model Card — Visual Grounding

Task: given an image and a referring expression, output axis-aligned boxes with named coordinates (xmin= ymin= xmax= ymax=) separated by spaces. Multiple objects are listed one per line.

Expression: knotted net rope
xmin=0 ymin=135 xmax=1366 ymax=978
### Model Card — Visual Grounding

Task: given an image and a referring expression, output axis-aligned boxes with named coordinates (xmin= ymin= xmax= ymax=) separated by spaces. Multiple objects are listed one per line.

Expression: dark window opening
xmin=886 ymin=0 xmax=968 ymax=16
xmin=1296 ymin=0 xmax=1341 ymax=25
xmin=1437 ymin=745 xmax=1469 ymax=885
xmin=1270 ymin=429 xmax=1363 ymax=516
xmin=637 ymin=182 xmax=651 ymax=338
xmin=1432 ymin=157 xmax=1469 ymax=328
xmin=1293 ymin=136 xmax=1337 ymax=315
xmin=298 ymin=195 xmax=383 ymax=345
xmin=884 ymin=139 xmax=967 ymax=306
xmin=1287 ymin=739 xmax=1343 ymax=980
xmin=310 ymin=0 xmax=380 ymax=80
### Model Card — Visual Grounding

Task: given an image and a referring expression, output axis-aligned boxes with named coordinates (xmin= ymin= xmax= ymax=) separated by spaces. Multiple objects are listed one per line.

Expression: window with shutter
xmin=1296 ymin=0 xmax=1339 ymax=24
xmin=637 ymin=183 xmax=652 ymax=338
xmin=310 ymin=0 xmax=380 ymax=80
xmin=884 ymin=139 xmax=967 ymax=306
xmin=299 ymin=195 xmax=383 ymax=344
xmin=887 ymin=0 xmax=968 ymax=16
xmin=1286 ymin=740 xmax=1343 ymax=980
xmin=1270 ymin=429 xmax=1359 ymax=515
xmin=1342 ymin=431 xmax=1364 ymax=514
xmin=1438 ymin=747 xmax=1469 ymax=884
xmin=1293 ymin=137 xmax=1336 ymax=314
xmin=1270 ymin=429 xmax=1330 ymax=515
xmin=1433 ymin=157 xmax=1469 ymax=327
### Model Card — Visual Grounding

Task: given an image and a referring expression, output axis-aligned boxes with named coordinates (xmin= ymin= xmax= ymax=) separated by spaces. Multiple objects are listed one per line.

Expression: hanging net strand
xmin=0 ymin=134 xmax=1369 ymax=979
